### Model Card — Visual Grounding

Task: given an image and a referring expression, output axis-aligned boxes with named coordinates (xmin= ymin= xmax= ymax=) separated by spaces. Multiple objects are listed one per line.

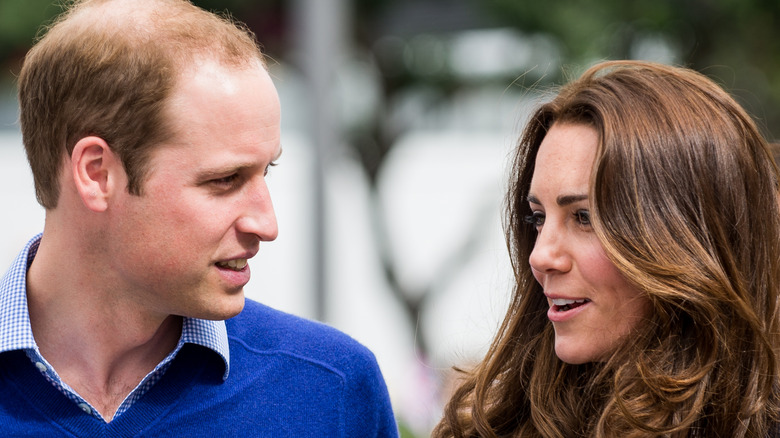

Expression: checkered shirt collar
xmin=0 ymin=234 xmax=230 ymax=379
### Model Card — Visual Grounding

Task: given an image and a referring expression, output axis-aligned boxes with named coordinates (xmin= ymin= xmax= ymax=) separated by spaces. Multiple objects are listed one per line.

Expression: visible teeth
xmin=551 ymin=298 xmax=587 ymax=306
xmin=217 ymin=259 xmax=247 ymax=270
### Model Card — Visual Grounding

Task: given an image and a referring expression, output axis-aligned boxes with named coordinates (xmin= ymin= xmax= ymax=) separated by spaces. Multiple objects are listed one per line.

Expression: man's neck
xmin=25 ymin=233 xmax=183 ymax=422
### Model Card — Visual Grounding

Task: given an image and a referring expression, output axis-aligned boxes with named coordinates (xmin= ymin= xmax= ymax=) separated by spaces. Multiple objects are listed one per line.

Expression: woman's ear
xmin=70 ymin=136 xmax=123 ymax=212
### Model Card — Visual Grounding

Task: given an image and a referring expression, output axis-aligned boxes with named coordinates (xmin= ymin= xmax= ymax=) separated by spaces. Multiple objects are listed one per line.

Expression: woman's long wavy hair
xmin=434 ymin=61 xmax=780 ymax=437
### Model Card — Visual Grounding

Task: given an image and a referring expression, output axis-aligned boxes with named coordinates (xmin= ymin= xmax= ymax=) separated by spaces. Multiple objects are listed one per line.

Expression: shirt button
xmin=78 ymin=403 xmax=92 ymax=415
xmin=34 ymin=362 xmax=47 ymax=373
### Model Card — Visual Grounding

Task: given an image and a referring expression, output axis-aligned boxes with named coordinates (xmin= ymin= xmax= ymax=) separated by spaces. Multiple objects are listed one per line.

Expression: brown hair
xmin=18 ymin=0 xmax=265 ymax=209
xmin=435 ymin=61 xmax=780 ymax=437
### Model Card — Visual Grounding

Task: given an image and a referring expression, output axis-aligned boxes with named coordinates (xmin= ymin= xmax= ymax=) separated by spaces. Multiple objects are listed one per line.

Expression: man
xmin=0 ymin=0 xmax=398 ymax=436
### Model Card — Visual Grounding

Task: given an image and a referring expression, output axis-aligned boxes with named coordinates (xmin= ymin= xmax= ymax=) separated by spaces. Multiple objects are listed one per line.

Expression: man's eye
xmin=211 ymin=174 xmax=239 ymax=186
xmin=523 ymin=211 xmax=545 ymax=229
xmin=575 ymin=210 xmax=591 ymax=226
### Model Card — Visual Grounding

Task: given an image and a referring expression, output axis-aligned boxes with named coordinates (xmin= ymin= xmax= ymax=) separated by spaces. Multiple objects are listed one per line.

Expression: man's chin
xmin=195 ymin=294 xmax=246 ymax=321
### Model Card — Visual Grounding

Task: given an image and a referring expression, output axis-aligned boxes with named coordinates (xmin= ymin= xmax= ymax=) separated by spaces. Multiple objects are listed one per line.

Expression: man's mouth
xmin=551 ymin=298 xmax=590 ymax=312
xmin=216 ymin=259 xmax=248 ymax=271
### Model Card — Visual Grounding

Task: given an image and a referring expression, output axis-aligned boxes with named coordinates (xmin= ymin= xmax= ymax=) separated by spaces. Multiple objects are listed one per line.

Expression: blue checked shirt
xmin=0 ymin=234 xmax=231 ymax=422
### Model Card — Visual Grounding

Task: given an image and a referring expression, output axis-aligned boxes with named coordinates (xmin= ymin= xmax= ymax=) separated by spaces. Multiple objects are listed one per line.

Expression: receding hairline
xmin=18 ymin=0 xmax=268 ymax=208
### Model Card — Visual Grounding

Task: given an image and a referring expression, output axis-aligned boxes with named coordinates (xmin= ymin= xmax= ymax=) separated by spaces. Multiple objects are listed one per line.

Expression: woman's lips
xmin=547 ymin=298 xmax=591 ymax=322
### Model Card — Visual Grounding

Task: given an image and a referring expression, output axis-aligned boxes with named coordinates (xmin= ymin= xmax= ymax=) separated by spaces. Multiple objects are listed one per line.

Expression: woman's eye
xmin=523 ymin=211 xmax=545 ymax=229
xmin=574 ymin=210 xmax=591 ymax=226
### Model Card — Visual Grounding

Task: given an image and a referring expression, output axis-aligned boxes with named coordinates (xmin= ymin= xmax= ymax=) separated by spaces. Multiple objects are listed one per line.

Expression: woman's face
xmin=527 ymin=123 xmax=651 ymax=364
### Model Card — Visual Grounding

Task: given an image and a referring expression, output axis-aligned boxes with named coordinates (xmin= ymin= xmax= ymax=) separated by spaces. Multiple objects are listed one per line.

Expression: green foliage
xmin=2 ymin=0 xmax=779 ymax=137
xmin=0 ymin=0 xmax=64 ymax=66
xmin=0 ymin=0 xmax=62 ymax=44
xmin=473 ymin=0 xmax=780 ymax=138
xmin=0 ymin=0 xmax=63 ymax=88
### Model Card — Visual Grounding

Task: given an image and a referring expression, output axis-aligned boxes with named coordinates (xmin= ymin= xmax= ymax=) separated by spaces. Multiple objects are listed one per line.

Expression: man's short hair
xmin=18 ymin=0 xmax=266 ymax=209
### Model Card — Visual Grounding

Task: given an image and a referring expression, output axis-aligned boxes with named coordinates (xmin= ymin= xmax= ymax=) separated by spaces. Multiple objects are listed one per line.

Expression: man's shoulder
xmin=176 ymin=300 xmax=398 ymax=437
xmin=226 ymin=299 xmax=377 ymax=372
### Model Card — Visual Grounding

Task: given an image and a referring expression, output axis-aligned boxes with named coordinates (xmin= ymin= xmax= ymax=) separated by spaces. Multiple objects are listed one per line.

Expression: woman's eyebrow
xmin=526 ymin=193 xmax=588 ymax=206
xmin=557 ymin=194 xmax=588 ymax=206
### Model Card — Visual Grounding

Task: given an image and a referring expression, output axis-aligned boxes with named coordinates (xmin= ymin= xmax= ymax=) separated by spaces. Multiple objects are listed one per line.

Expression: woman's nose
xmin=528 ymin=224 xmax=571 ymax=275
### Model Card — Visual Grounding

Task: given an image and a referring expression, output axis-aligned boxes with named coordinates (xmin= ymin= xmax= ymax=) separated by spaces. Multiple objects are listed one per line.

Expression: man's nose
xmin=236 ymin=179 xmax=278 ymax=242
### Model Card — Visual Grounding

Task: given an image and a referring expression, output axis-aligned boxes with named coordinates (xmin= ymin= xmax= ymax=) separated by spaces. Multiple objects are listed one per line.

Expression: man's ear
xmin=70 ymin=136 xmax=123 ymax=212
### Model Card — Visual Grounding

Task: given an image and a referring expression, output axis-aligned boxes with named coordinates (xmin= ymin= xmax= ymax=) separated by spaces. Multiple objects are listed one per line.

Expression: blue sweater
xmin=0 ymin=299 xmax=399 ymax=437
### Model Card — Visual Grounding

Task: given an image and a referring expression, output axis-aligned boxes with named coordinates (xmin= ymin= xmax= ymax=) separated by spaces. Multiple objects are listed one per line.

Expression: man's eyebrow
xmin=196 ymin=147 xmax=283 ymax=180
xmin=526 ymin=193 xmax=588 ymax=206
xmin=195 ymin=163 xmax=255 ymax=180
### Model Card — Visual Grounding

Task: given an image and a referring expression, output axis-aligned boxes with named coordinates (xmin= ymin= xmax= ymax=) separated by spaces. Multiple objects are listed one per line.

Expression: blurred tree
xmin=476 ymin=0 xmax=780 ymax=139
xmin=4 ymin=0 xmax=779 ymax=378
xmin=5 ymin=1 xmax=777 ymax=435
xmin=347 ymin=0 xmax=498 ymax=360
xmin=342 ymin=0 xmax=780 ymax=372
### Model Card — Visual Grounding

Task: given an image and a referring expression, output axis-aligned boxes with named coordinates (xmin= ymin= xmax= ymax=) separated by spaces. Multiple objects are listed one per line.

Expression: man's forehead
xmin=176 ymin=56 xmax=268 ymax=85
xmin=165 ymin=60 xmax=276 ymax=115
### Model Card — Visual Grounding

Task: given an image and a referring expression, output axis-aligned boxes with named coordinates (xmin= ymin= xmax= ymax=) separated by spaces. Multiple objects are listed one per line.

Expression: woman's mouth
xmin=551 ymin=298 xmax=590 ymax=312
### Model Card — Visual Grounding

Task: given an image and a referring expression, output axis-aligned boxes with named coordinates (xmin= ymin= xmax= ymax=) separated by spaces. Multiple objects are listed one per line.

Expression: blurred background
xmin=1 ymin=0 xmax=779 ymax=435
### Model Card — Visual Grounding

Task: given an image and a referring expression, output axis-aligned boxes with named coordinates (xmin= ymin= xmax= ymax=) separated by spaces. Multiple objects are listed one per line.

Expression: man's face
xmin=106 ymin=60 xmax=281 ymax=321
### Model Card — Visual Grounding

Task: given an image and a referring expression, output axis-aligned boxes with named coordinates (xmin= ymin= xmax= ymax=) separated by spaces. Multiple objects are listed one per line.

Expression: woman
xmin=434 ymin=61 xmax=780 ymax=437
